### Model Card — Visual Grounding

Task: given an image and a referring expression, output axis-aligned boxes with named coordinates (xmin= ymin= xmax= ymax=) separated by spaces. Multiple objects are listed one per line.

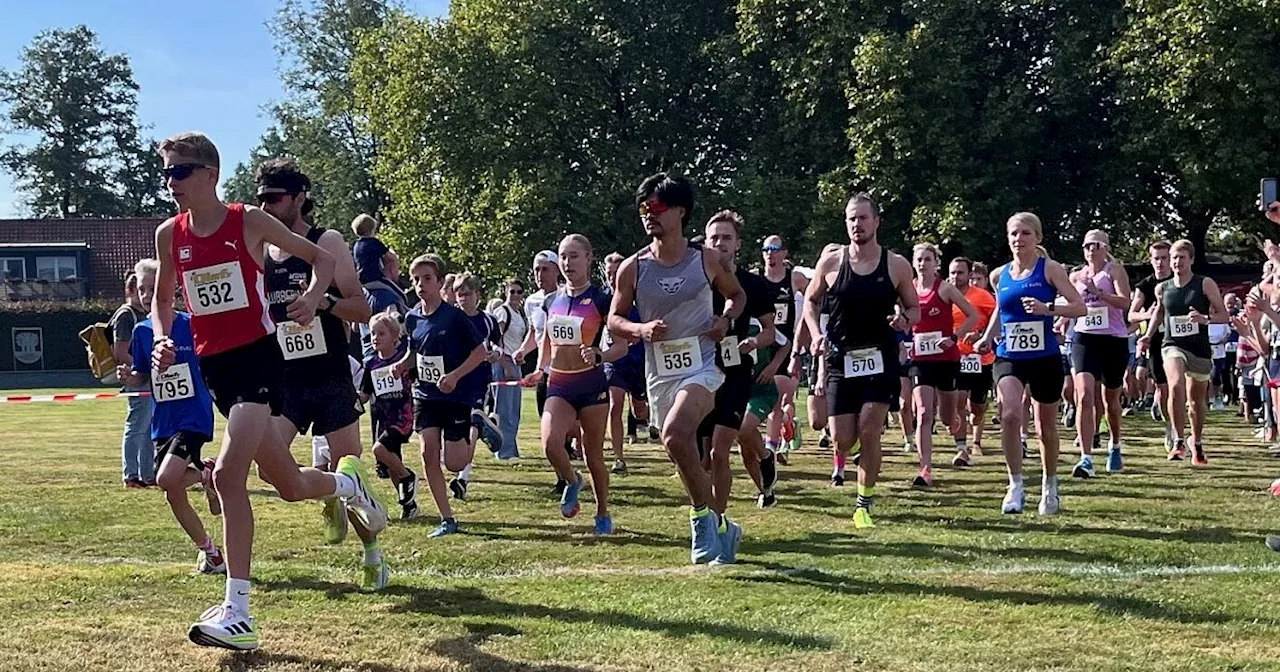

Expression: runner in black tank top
xmin=760 ymin=234 xmax=800 ymax=460
xmin=802 ymin=193 xmax=918 ymax=530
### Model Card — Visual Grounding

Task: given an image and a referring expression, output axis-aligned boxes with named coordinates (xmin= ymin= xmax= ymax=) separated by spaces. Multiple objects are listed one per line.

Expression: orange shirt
xmin=955 ymin=285 xmax=997 ymax=366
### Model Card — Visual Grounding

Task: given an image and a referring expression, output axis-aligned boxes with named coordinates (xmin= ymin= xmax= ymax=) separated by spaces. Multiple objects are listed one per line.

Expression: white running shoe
xmin=1038 ymin=480 xmax=1060 ymax=516
xmin=188 ymin=603 xmax=258 ymax=651
xmin=1002 ymin=485 xmax=1025 ymax=514
xmin=196 ymin=549 xmax=226 ymax=575
xmin=337 ymin=456 xmax=388 ymax=534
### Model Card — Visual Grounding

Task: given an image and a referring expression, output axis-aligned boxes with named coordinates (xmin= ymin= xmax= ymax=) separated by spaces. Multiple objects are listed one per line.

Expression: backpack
xmin=79 ymin=322 xmax=119 ymax=385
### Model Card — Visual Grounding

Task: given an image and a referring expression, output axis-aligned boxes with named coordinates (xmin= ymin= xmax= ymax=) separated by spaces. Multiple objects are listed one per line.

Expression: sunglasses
xmin=161 ymin=163 xmax=206 ymax=181
xmin=1083 ymin=242 xmax=1104 ymax=250
xmin=507 ymin=287 xmax=524 ymax=295
xmin=258 ymin=192 xmax=297 ymax=205
xmin=638 ymin=199 xmax=670 ymax=217
xmin=762 ymin=244 xmax=784 ymax=253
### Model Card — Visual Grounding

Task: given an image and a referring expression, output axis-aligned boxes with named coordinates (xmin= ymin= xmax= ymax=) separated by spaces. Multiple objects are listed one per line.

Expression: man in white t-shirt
xmin=517 ymin=250 xmax=563 ymax=416
xmin=490 ymin=278 xmax=529 ymax=460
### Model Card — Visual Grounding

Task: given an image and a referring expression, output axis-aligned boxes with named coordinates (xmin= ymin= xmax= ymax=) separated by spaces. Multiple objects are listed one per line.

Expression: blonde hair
xmin=133 ymin=258 xmax=160 ymax=279
xmin=368 ymin=309 xmax=403 ymax=337
xmin=1083 ymin=229 xmax=1115 ymax=263
xmin=352 ymin=214 xmax=380 ymax=237
xmin=409 ymin=253 xmax=446 ymax=279
xmin=971 ymin=261 xmax=989 ymax=276
xmin=912 ymin=242 xmax=941 ymax=262
xmin=1172 ymin=239 xmax=1196 ymax=260
xmin=559 ymin=233 xmax=593 ymax=258
xmin=1007 ymin=212 xmax=1050 ymax=259
xmin=452 ymin=272 xmax=481 ymax=294
xmin=157 ymin=132 xmax=220 ymax=169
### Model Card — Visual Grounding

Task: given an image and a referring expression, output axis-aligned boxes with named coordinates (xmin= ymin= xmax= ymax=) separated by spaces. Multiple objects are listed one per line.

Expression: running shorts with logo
xmin=746 ymin=382 xmax=780 ymax=422
xmin=605 ymin=360 xmax=647 ymax=400
xmin=200 ymin=335 xmax=284 ymax=418
xmin=698 ymin=368 xmax=753 ymax=439
xmin=413 ymin=399 xmax=472 ymax=442
xmin=154 ymin=430 xmax=212 ymax=475
xmin=1070 ymin=333 xmax=1129 ymax=389
xmin=548 ymin=368 xmax=610 ymax=411
xmin=826 ymin=349 xmax=901 ymax=416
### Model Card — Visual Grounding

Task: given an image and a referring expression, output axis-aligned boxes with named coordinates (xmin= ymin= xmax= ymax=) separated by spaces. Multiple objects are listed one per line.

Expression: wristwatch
xmin=321 ymin=295 xmax=337 ymax=313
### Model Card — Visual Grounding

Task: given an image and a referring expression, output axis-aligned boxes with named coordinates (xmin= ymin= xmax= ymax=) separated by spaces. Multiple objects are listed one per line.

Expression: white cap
xmin=534 ymin=250 xmax=559 ymax=267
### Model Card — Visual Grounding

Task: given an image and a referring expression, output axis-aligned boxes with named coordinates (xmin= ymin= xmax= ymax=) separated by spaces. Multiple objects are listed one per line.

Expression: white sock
xmin=311 ymin=436 xmax=331 ymax=469
xmin=363 ymin=541 xmax=382 ymax=567
xmin=459 ymin=463 xmax=473 ymax=481
xmin=333 ymin=473 xmax=357 ymax=499
xmin=1009 ymin=473 xmax=1024 ymax=490
xmin=225 ymin=578 xmax=251 ymax=613
xmin=956 ymin=438 xmax=969 ymax=452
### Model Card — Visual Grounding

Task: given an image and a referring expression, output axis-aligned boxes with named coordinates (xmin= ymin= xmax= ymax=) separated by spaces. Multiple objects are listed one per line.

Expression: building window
xmin=0 ymin=258 xmax=23 ymax=281
xmin=35 ymin=256 xmax=77 ymax=281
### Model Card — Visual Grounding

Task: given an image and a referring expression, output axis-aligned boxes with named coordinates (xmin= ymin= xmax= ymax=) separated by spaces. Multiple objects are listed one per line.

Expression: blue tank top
xmin=995 ymin=257 xmax=1059 ymax=359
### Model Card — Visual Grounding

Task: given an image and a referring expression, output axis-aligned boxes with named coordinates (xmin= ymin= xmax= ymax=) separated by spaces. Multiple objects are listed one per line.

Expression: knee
xmin=809 ymin=415 xmax=825 ymax=432
xmin=1000 ymin=407 xmax=1022 ymax=430
xmin=157 ymin=470 xmax=183 ymax=494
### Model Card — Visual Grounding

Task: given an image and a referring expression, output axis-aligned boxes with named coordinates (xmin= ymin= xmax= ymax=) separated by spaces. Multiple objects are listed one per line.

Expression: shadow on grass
xmin=886 ymin=511 xmax=1267 ymax=544
xmin=260 ymin=577 xmax=831 ymax=651
xmin=737 ymin=563 xmax=1234 ymax=625
xmin=746 ymin=532 xmax=1126 ymax=565
xmin=429 ymin=621 xmax=595 ymax=671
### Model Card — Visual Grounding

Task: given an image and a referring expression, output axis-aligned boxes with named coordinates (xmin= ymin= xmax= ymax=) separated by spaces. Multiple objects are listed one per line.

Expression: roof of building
xmin=0 ymin=218 xmax=165 ymax=297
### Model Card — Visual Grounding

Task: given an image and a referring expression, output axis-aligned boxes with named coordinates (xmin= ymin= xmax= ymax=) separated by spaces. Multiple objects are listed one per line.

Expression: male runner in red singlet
xmin=151 ymin=132 xmax=385 ymax=651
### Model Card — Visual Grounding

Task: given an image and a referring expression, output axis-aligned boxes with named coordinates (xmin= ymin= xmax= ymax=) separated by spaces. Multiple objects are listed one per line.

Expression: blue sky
xmin=0 ymin=0 xmax=448 ymax=217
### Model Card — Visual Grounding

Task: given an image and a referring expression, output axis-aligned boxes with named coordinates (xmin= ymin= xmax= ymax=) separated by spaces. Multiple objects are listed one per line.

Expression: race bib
xmin=276 ymin=320 xmax=326 ymax=360
xmin=914 ymin=331 xmax=945 ymax=357
xmin=1077 ymin=306 xmax=1109 ymax=333
xmin=183 ymin=261 xmax=250 ymax=316
xmin=152 ymin=362 xmax=195 ymax=402
xmin=601 ymin=327 xmax=614 ymax=351
xmin=960 ymin=354 xmax=982 ymax=375
xmin=774 ymin=303 xmax=789 ymax=325
xmin=371 ymin=367 xmax=403 ymax=397
xmin=1226 ymin=341 xmax=1238 ymax=353
xmin=1169 ymin=315 xmax=1200 ymax=338
xmin=547 ymin=314 xmax=583 ymax=346
xmin=719 ymin=335 xmax=743 ymax=368
xmin=416 ymin=354 xmax=446 ymax=385
xmin=1005 ymin=321 xmax=1046 ymax=354
xmin=843 ymin=347 xmax=885 ymax=378
xmin=1212 ymin=343 xmax=1227 ymax=359
xmin=654 ymin=337 xmax=702 ymax=377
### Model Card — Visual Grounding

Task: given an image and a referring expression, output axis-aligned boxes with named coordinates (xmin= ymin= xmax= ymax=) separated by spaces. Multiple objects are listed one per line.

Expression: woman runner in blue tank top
xmin=975 ymin=212 xmax=1085 ymax=517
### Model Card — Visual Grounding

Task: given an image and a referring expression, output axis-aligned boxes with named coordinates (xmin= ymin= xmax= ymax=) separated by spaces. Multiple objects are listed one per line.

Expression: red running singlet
xmin=170 ymin=203 xmax=275 ymax=356
xmin=912 ymin=277 xmax=959 ymax=362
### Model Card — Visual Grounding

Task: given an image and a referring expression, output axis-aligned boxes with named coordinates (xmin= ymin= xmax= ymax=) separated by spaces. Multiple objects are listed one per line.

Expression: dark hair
xmin=846 ymin=192 xmax=881 ymax=217
xmin=635 ymin=173 xmax=694 ymax=228
xmin=255 ymin=157 xmax=315 ymax=217
xmin=950 ymin=256 xmax=973 ymax=272
xmin=506 ymin=278 xmax=525 ymax=291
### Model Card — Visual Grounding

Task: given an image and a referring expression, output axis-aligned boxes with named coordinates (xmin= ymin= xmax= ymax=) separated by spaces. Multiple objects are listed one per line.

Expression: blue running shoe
xmin=710 ymin=518 xmax=743 ymax=565
xmin=428 ymin=518 xmax=459 ymax=538
xmin=1072 ymin=456 xmax=1097 ymax=479
xmin=689 ymin=510 xmax=723 ymax=564
xmin=560 ymin=472 xmax=583 ymax=518
xmin=1106 ymin=444 xmax=1123 ymax=473
xmin=472 ymin=410 xmax=505 ymax=454
xmin=593 ymin=515 xmax=613 ymax=535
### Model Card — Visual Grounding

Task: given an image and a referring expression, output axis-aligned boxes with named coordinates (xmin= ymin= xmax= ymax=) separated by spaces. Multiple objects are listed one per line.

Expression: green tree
xmin=0 ymin=26 xmax=169 ymax=217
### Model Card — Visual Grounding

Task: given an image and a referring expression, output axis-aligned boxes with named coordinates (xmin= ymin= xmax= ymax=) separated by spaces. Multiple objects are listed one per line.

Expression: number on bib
xmin=153 ymin=363 xmax=195 ymax=402
xmin=1077 ymin=306 xmax=1109 ymax=333
xmin=182 ymin=261 xmax=251 ymax=316
xmin=276 ymin=320 xmax=326 ymax=360
xmin=1005 ymin=322 xmax=1045 ymax=354
xmin=417 ymin=355 xmax=446 ymax=385
xmin=1226 ymin=341 xmax=1238 ymax=353
xmin=654 ymin=337 xmax=702 ymax=377
xmin=547 ymin=314 xmax=583 ymax=346
xmin=843 ymin=347 xmax=885 ymax=378
xmin=774 ymin=303 xmax=789 ymax=325
xmin=371 ymin=367 xmax=403 ymax=397
xmin=914 ymin=331 xmax=945 ymax=357
xmin=960 ymin=354 xmax=982 ymax=375
xmin=719 ymin=336 xmax=743 ymax=368
xmin=1169 ymin=315 xmax=1199 ymax=338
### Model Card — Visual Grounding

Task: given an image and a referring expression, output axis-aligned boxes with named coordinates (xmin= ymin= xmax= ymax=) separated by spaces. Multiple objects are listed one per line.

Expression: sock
xmin=458 ymin=463 xmax=473 ymax=481
xmin=225 ymin=578 xmax=251 ymax=613
xmin=856 ymin=484 xmax=876 ymax=510
xmin=1043 ymin=474 xmax=1058 ymax=490
xmin=717 ymin=514 xmax=728 ymax=534
xmin=1009 ymin=473 xmax=1024 ymax=490
xmin=333 ymin=472 xmax=357 ymax=499
xmin=195 ymin=536 xmax=216 ymax=555
xmin=689 ymin=505 xmax=710 ymax=521
xmin=956 ymin=437 xmax=969 ymax=452
xmin=765 ymin=440 xmax=779 ymax=453
xmin=363 ymin=540 xmax=382 ymax=567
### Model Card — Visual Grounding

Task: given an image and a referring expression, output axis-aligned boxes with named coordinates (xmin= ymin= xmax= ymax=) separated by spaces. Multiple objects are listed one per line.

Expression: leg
xmin=157 ymin=454 xmax=210 ymax=546
xmin=541 ymin=398 xmax=577 ymax=483
xmin=738 ymin=412 xmax=767 ymax=492
xmin=608 ymin=386 xmax=627 ymax=462
xmin=996 ymin=376 xmax=1027 ymax=478
xmin=913 ymin=384 xmax=936 ymax=471
xmin=709 ymin=424 xmax=736 ymax=514
xmin=662 ymin=385 xmax=718 ymax=508
xmin=418 ymin=429 xmax=452 ymax=521
xmin=578 ymin=404 xmax=611 ymax=519
xmin=373 ymin=440 xmax=410 ymax=482
xmin=1073 ymin=372 xmax=1097 ymax=457
xmin=1103 ymin=386 xmax=1123 ymax=444
xmin=1189 ymin=376 xmax=1210 ymax=447
xmin=121 ymin=395 xmax=148 ymax=482
xmin=856 ymin=402 xmax=890 ymax=491
xmin=1033 ymin=400 xmax=1061 ymax=480
xmin=213 ymin=402 xmax=277 ymax=581
xmin=1164 ymin=356 xmax=1189 ymax=443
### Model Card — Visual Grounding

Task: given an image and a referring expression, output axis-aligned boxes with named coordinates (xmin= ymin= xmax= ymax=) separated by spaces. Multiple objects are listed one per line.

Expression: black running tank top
xmin=826 ymin=246 xmax=898 ymax=357
xmin=264 ymin=226 xmax=351 ymax=379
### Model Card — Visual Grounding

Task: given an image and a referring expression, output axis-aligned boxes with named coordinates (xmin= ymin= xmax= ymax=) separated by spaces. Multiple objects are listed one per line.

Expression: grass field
xmin=3 ymin=389 xmax=1280 ymax=671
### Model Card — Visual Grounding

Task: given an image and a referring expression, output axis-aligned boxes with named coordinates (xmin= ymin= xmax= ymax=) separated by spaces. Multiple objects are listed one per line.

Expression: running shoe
xmin=449 ymin=477 xmax=468 ymax=501
xmin=196 ymin=549 xmax=226 ymax=575
xmin=1121 ymin=405 xmax=1134 ymax=417
xmin=397 ymin=471 xmax=418 ymax=506
xmin=337 ymin=455 xmax=388 ymax=534
xmin=690 ymin=511 xmax=723 ymax=564
xmin=361 ymin=558 xmax=391 ymax=592
xmin=375 ymin=461 xmax=390 ymax=479
xmin=818 ymin=432 xmax=832 ymax=449
xmin=322 ymin=497 xmax=348 ymax=544
xmin=1021 ymin=436 xmax=1031 ymax=459
xmin=200 ymin=459 xmax=221 ymax=516
xmin=952 ymin=449 xmax=973 ymax=467
xmin=781 ymin=416 xmax=796 ymax=446
xmin=428 ymin=518 xmax=459 ymax=538
xmin=903 ymin=439 xmax=917 ymax=454
xmin=649 ymin=426 xmax=660 ymax=442
xmin=188 ymin=603 xmax=258 ymax=651
xmin=401 ymin=500 xmax=419 ymax=520
xmin=776 ymin=451 xmax=790 ymax=466
xmin=1191 ymin=444 xmax=1208 ymax=467
xmin=1212 ymin=398 xmax=1226 ymax=411
xmin=1167 ymin=441 xmax=1187 ymax=461
xmin=472 ymin=410 xmax=505 ymax=454
xmin=757 ymin=492 xmax=777 ymax=509
xmin=1063 ymin=404 xmax=1076 ymax=428
xmin=1269 ymin=479 xmax=1280 ymax=497
xmin=760 ymin=451 xmax=778 ymax=491
xmin=830 ymin=473 xmax=845 ymax=487
xmin=852 ymin=507 xmax=876 ymax=529
xmin=1002 ymin=485 xmax=1025 ymax=514
xmin=611 ymin=459 xmax=628 ymax=475
xmin=912 ymin=466 xmax=933 ymax=488
xmin=124 ymin=478 xmax=145 ymax=490
xmin=1072 ymin=456 xmax=1096 ymax=479
xmin=552 ymin=478 xmax=568 ymax=499
xmin=711 ymin=518 xmax=743 ymax=565
xmin=560 ymin=472 xmax=583 ymax=518
xmin=594 ymin=515 xmax=614 ymax=535
xmin=1268 ymin=535 xmax=1280 ymax=552
xmin=1106 ymin=444 xmax=1123 ymax=473
xmin=1150 ymin=403 xmax=1163 ymax=422
xmin=1038 ymin=480 xmax=1060 ymax=516
xmin=787 ymin=421 xmax=802 ymax=454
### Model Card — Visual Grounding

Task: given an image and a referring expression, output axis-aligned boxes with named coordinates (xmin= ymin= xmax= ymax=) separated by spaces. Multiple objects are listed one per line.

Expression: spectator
xmin=489 ymin=278 xmax=529 ymax=460
xmin=111 ymin=267 xmax=155 ymax=488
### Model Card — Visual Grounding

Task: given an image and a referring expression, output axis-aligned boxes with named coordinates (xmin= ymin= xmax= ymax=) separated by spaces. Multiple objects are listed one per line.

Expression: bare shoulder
xmin=888 ymin=251 xmax=913 ymax=278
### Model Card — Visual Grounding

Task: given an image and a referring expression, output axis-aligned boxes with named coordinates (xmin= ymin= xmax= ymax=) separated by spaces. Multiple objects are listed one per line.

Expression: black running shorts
xmin=957 ymin=364 xmax=993 ymax=405
xmin=153 ymin=430 xmax=212 ymax=475
xmin=282 ymin=372 xmax=363 ymax=436
xmin=414 ymin=399 xmax=472 ymax=442
xmin=908 ymin=360 xmax=959 ymax=392
xmin=993 ymin=355 xmax=1063 ymax=405
xmin=698 ymin=369 xmax=753 ymax=438
xmin=199 ymin=335 xmax=283 ymax=419
xmin=1070 ymin=333 xmax=1129 ymax=390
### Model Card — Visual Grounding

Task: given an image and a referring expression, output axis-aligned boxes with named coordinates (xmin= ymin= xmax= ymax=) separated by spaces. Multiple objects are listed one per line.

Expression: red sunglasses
xmin=639 ymin=199 xmax=670 ymax=217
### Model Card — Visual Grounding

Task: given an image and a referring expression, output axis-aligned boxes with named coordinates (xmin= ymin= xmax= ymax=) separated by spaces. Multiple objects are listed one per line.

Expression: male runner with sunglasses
xmin=151 ymin=133 xmax=384 ymax=651
xmin=761 ymin=235 xmax=800 ymax=460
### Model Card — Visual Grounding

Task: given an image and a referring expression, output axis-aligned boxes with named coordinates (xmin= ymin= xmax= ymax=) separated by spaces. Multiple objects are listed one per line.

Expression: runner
xmin=907 ymin=243 xmax=977 ymax=487
xmin=948 ymin=257 xmax=997 ymax=467
xmin=392 ymin=254 xmax=491 ymax=537
xmin=739 ymin=312 xmax=787 ymax=508
xmin=760 ymin=235 xmax=799 ymax=459
xmin=1130 ymin=240 xmax=1175 ymax=442
xmin=699 ymin=211 xmax=777 ymax=523
xmin=451 ymin=272 xmax=506 ymax=498
xmin=119 ymin=258 xmax=223 ymax=573
xmin=441 ymin=274 xmax=457 ymax=305
xmin=608 ymin=173 xmax=746 ymax=564
xmin=603 ymin=252 xmax=650 ymax=474
xmin=257 ymin=159 xmax=389 ymax=591
xmin=793 ymin=244 xmax=842 ymax=461
xmin=1139 ymin=239 xmax=1227 ymax=464
xmin=973 ymin=212 xmax=1085 ymax=516
xmin=970 ymin=262 xmax=991 ymax=291
xmin=1068 ymin=230 xmax=1132 ymax=477
xmin=518 ymin=250 xmax=578 ymax=483
xmin=803 ymin=193 xmax=919 ymax=529
xmin=151 ymin=132 xmax=385 ymax=650
xmin=358 ymin=310 xmax=419 ymax=520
